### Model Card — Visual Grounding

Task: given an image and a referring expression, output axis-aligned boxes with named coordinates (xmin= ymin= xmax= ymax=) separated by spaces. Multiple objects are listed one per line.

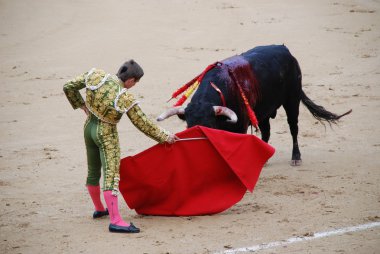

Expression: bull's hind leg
xmin=283 ymin=100 xmax=302 ymax=166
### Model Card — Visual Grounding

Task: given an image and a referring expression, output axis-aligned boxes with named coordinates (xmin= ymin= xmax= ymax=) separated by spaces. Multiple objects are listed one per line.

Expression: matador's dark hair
xmin=116 ymin=59 xmax=144 ymax=82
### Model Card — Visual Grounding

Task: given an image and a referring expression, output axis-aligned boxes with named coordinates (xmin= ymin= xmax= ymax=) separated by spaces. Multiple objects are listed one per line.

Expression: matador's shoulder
xmin=114 ymin=88 xmax=139 ymax=113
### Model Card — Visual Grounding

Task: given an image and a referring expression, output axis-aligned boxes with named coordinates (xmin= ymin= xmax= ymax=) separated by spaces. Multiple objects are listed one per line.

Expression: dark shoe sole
xmin=109 ymin=223 xmax=140 ymax=233
xmin=93 ymin=209 xmax=109 ymax=219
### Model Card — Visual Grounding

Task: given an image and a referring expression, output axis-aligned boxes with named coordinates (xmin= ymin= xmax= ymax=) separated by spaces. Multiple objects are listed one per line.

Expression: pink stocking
xmin=103 ymin=191 xmax=130 ymax=227
xmin=86 ymin=185 xmax=106 ymax=211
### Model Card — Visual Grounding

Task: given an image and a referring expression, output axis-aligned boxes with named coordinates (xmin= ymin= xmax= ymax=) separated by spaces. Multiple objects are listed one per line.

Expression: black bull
xmin=158 ymin=45 xmax=352 ymax=166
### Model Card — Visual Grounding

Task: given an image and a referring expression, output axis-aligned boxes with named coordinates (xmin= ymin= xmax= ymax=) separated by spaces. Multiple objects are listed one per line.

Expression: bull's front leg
xmin=258 ymin=118 xmax=270 ymax=143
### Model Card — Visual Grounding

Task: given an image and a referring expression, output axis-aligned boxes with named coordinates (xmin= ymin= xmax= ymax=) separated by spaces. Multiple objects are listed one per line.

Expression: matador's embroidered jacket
xmin=63 ymin=68 xmax=170 ymax=143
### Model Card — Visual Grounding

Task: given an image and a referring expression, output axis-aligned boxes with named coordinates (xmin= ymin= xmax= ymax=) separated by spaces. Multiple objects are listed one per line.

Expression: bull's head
xmin=157 ymin=102 xmax=237 ymax=129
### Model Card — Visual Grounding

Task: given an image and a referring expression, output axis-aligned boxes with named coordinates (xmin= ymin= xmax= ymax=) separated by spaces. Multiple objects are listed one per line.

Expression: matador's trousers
xmin=84 ymin=114 xmax=120 ymax=193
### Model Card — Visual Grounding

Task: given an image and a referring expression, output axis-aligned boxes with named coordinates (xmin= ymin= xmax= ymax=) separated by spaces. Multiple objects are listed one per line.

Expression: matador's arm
xmin=126 ymin=104 xmax=171 ymax=143
xmin=63 ymin=73 xmax=86 ymax=109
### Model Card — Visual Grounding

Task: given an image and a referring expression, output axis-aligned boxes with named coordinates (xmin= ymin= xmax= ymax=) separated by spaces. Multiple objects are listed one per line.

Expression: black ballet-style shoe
xmin=93 ymin=209 xmax=109 ymax=219
xmin=108 ymin=222 xmax=140 ymax=233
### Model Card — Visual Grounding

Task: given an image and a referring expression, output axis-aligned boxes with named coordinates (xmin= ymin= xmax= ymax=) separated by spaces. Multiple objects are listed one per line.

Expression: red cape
xmin=119 ymin=126 xmax=275 ymax=216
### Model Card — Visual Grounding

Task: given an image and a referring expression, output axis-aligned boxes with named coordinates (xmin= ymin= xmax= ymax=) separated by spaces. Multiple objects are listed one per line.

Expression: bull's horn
xmin=157 ymin=106 xmax=185 ymax=121
xmin=213 ymin=106 xmax=238 ymax=123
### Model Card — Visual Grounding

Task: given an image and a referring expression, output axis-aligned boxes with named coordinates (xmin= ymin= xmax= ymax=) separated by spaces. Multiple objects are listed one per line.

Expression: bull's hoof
xmin=290 ymin=159 xmax=302 ymax=166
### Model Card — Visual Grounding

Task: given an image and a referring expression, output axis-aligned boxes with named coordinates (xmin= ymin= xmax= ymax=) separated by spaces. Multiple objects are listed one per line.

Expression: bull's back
xmin=243 ymin=45 xmax=292 ymax=58
xmin=242 ymin=45 xmax=299 ymax=121
xmin=242 ymin=45 xmax=295 ymax=82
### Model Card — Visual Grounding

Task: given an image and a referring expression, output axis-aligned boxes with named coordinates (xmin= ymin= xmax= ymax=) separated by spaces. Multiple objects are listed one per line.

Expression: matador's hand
xmin=166 ymin=134 xmax=179 ymax=144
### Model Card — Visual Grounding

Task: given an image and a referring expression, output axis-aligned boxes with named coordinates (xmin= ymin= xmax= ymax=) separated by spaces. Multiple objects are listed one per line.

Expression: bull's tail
xmin=300 ymin=90 xmax=352 ymax=125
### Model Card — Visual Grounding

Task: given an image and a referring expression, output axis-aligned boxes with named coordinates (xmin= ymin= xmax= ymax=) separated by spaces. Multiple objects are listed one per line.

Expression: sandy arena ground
xmin=0 ymin=0 xmax=379 ymax=253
